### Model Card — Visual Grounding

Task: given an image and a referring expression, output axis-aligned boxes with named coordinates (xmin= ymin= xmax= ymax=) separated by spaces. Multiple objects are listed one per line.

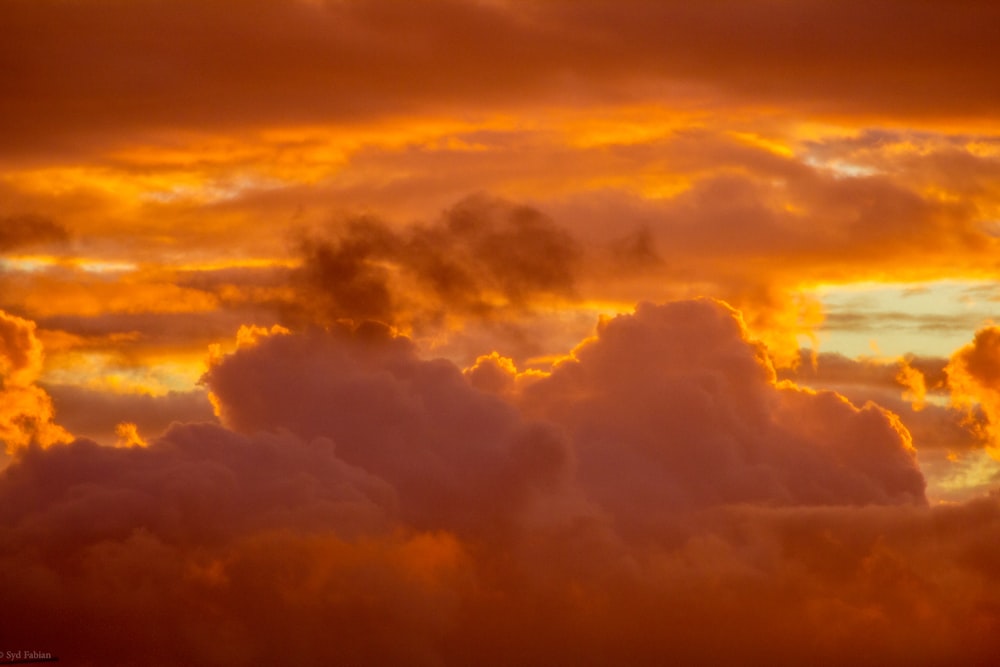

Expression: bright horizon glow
xmin=815 ymin=280 xmax=999 ymax=358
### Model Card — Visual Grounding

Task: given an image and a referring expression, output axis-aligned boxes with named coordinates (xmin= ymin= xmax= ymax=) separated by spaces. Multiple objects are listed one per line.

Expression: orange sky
xmin=2 ymin=1 xmax=1000 ymax=664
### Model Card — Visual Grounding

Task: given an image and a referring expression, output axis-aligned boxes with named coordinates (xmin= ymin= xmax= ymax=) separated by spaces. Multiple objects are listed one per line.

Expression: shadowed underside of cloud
xmin=2 ymin=298 xmax=996 ymax=665
xmin=4 ymin=0 xmax=1000 ymax=156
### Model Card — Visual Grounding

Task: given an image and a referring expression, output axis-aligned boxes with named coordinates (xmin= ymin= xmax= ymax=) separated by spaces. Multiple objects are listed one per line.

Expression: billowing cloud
xmin=2 ymin=299 xmax=999 ymax=664
xmin=295 ymin=194 xmax=580 ymax=328
xmin=780 ymin=350 xmax=992 ymax=502
xmin=518 ymin=300 xmax=925 ymax=531
xmin=202 ymin=320 xmax=577 ymax=536
xmin=0 ymin=309 xmax=71 ymax=454
xmin=4 ymin=1 xmax=1000 ymax=662
xmin=947 ymin=325 xmax=1000 ymax=453
xmin=203 ymin=300 xmax=926 ymax=526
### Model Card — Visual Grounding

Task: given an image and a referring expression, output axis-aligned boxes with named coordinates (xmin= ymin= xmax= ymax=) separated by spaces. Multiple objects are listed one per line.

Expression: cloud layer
xmin=5 ymin=299 xmax=987 ymax=665
xmin=4 ymin=2 xmax=1000 ymax=663
xmin=5 ymin=0 xmax=1000 ymax=157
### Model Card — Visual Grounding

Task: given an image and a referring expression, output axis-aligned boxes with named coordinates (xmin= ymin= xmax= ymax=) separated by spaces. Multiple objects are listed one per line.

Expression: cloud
xmin=1 ymin=126 xmax=995 ymax=380
xmin=0 ymin=309 xmax=71 ymax=454
xmin=0 ymin=425 xmax=441 ymax=665
xmin=0 ymin=214 xmax=69 ymax=251
xmin=4 ymin=0 xmax=1000 ymax=161
xmin=202 ymin=298 xmax=927 ymax=537
xmin=947 ymin=325 xmax=1000 ymax=452
xmin=3 ymin=298 xmax=1000 ymax=663
xmin=779 ymin=350 xmax=991 ymax=501
xmin=518 ymin=300 xmax=925 ymax=532
xmin=4 ymin=1 xmax=1000 ymax=661
xmin=782 ymin=353 xmax=975 ymax=451
xmin=294 ymin=194 xmax=580 ymax=329
xmin=202 ymin=319 xmax=578 ymax=536
xmin=44 ymin=384 xmax=216 ymax=445
xmin=0 ymin=434 xmax=997 ymax=664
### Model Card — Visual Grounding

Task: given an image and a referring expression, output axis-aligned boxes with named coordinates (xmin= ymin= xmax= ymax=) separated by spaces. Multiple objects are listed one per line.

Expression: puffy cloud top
xmin=521 ymin=300 xmax=925 ymax=530
xmin=0 ymin=310 xmax=71 ymax=453
xmin=0 ymin=299 xmax=995 ymax=665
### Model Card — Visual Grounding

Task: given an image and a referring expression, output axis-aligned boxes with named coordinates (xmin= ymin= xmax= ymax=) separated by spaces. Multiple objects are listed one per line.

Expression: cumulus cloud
xmin=202 ymin=299 xmax=928 ymax=531
xmin=0 ymin=309 xmax=71 ymax=454
xmin=518 ymin=300 xmax=925 ymax=532
xmin=203 ymin=299 xmax=927 ymax=524
xmin=202 ymin=319 xmax=578 ymax=536
xmin=779 ymin=350 xmax=994 ymax=501
xmin=4 ymin=298 xmax=1000 ymax=664
xmin=947 ymin=325 xmax=1000 ymax=452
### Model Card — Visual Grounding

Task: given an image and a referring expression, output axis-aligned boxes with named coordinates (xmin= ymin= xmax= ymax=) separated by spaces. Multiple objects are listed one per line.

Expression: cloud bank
xmin=3 ymin=1 xmax=1000 ymax=663
xmin=5 ymin=298 xmax=994 ymax=665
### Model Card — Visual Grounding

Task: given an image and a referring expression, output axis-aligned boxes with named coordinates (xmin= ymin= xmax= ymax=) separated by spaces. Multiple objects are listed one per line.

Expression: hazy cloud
xmin=0 ymin=214 xmax=68 ymax=251
xmin=295 ymin=195 xmax=580 ymax=328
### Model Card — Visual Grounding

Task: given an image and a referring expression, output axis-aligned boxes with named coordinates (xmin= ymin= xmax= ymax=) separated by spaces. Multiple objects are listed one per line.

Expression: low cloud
xmin=202 ymin=319 xmax=578 ymax=536
xmin=44 ymin=384 xmax=217 ymax=445
xmin=778 ymin=350 xmax=992 ymax=501
xmin=519 ymin=300 xmax=925 ymax=531
xmin=3 ymin=298 xmax=999 ymax=664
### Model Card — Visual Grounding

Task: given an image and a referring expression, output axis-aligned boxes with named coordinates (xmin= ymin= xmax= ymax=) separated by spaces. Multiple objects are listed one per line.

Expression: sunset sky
xmin=3 ymin=1 xmax=1000 ymax=664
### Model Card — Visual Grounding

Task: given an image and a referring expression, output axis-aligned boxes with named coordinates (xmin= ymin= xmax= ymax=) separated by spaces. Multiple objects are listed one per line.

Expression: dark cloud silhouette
xmin=295 ymin=195 xmax=580 ymax=327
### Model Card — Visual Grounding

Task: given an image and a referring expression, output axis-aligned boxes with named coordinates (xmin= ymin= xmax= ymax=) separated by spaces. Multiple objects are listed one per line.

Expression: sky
xmin=2 ymin=0 xmax=1000 ymax=664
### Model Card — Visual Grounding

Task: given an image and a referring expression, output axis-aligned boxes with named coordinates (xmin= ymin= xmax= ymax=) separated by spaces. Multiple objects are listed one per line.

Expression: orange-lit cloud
xmin=0 ymin=310 xmax=71 ymax=454
xmin=897 ymin=357 xmax=929 ymax=411
xmin=0 ymin=214 xmax=69 ymax=250
xmin=4 ymin=0 xmax=1000 ymax=662
xmin=779 ymin=350 xmax=997 ymax=502
xmin=3 ymin=300 xmax=1000 ymax=664
xmin=947 ymin=325 xmax=1000 ymax=455
xmin=4 ymin=0 xmax=1000 ymax=158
